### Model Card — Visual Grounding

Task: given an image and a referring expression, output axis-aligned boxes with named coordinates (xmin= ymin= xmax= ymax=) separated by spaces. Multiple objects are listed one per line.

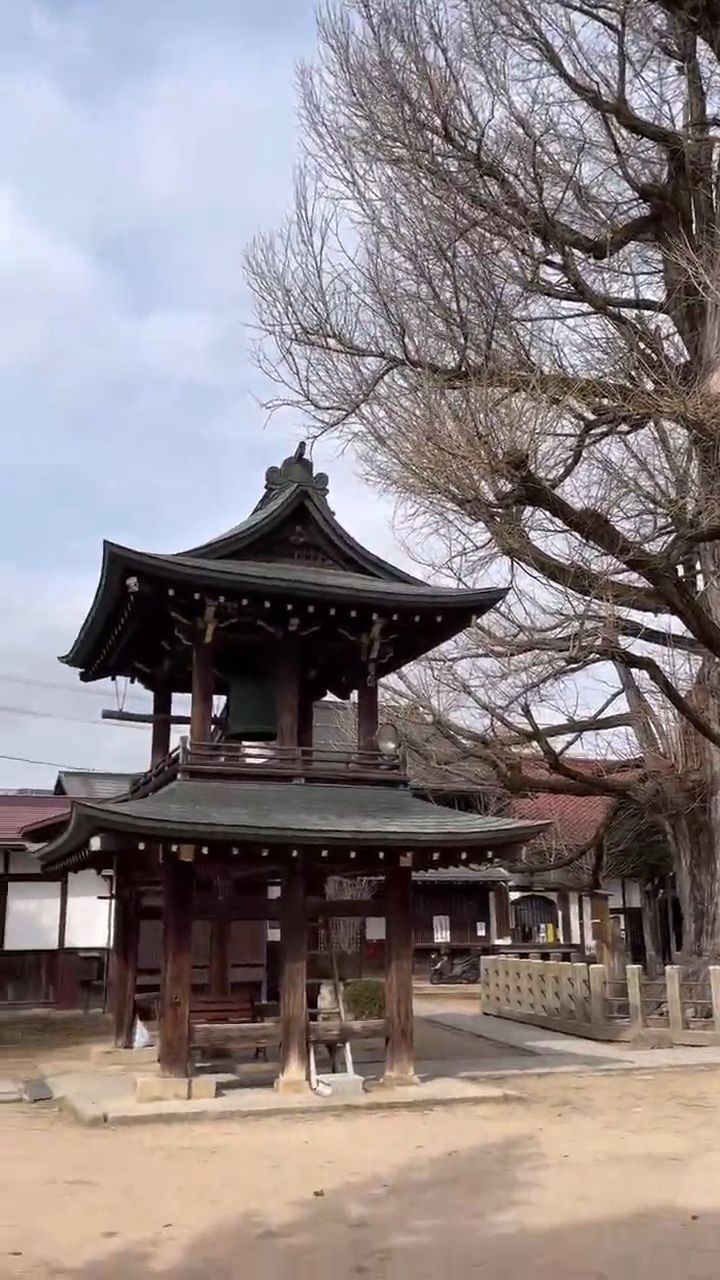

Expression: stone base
xmin=274 ymin=1074 xmax=311 ymax=1096
xmin=190 ymin=1076 xmax=218 ymax=1101
xmin=315 ymin=1072 xmax=365 ymax=1097
xmin=135 ymin=1075 xmax=190 ymax=1103
xmin=380 ymin=1072 xmax=421 ymax=1088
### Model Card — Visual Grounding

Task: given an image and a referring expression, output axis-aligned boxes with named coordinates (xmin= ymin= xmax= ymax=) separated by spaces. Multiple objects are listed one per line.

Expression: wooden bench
xmin=189 ymin=988 xmax=271 ymax=1062
xmin=190 ymin=992 xmax=256 ymax=1023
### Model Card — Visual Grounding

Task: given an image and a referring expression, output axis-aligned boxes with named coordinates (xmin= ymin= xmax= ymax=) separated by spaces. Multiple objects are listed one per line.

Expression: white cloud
xmin=0 ymin=1 xmax=413 ymax=787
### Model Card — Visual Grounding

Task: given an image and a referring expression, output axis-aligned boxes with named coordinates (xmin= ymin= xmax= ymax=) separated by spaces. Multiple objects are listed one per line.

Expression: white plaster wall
xmin=4 ymin=881 xmax=61 ymax=949
xmin=604 ymin=879 xmax=624 ymax=909
xmin=65 ymin=871 xmax=111 ymax=949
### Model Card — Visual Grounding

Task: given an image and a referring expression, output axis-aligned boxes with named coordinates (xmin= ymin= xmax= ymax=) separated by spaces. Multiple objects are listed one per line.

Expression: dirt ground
xmin=2 ymin=1067 xmax=720 ymax=1279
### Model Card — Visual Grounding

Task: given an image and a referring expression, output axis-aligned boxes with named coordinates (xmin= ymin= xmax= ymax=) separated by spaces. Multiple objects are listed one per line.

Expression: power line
xmin=0 ymin=752 xmax=104 ymax=771
xmin=0 ymin=702 xmax=148 ymax=729
xmin=0 ymin=672 xmax=149 ymax=703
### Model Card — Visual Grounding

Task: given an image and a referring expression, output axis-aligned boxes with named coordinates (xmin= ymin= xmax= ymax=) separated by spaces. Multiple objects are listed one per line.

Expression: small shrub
xmin=343 ymin=978 xmax=385 ymax=1019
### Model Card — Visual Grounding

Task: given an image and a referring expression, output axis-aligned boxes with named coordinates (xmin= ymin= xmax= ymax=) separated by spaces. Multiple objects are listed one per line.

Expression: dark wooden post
xmin=357 ymin=676 xmax=379 ymax=751
xmin=190 ymin=639 xmax=214 ymax=744
xmin=275 ymin=645 xmax=300 ymax=748
xmin=158 ymin=856 xmax=194 ymax=1077
xmin=383 ymin=859 xmax=418 ymax=1085
xmin=298 ymin=686 xmax=314 ymax=750
xmin=151 ymin=683 xmax=173 ymax=766
xmin=110 ymin=883 xmax=140 ymax=1048
xmin=277 ymin=859 xmax=309 ymax=1092
xmin=209 ymin=908 xmax=231 ymax=997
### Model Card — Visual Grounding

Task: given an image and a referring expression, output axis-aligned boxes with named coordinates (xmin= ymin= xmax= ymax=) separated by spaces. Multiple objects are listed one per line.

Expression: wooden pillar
xmin=494 ymin=884 xmax=512 ymax=941
xmin=357 ymin=676 xmax=379 ymax=751
xmin=383 ymin=860 xmax=418 ymax=1085
xmin=298 ymin=687 xmax=314 ymax=750
xmin=209 ymin=909 xmax=231 ymax=997
xmin=110 ymin=884 xmax=140 ymax=1048
xmin=591 ymin=892 xmax=611 ymax=967
xmin=190 ymin=639 xmax=214 ymax=744
xmin=151 ymin=683 xmax=173 ymax=766
xmin=56 ymin=877 xmax=79 ymax=1010
xmin=158 ymin=857 xmax=194 ymax=1077
xmin=275 ymin=645 xmax=300 ymax=748
xmin=277 ymin=860 xmax=309 ymax=1091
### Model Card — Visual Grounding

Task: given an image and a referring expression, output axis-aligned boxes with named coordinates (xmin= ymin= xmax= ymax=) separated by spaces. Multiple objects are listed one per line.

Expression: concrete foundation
xmin=190 ymin=1076 xmax=218 ymax=1101
xmin=135 ymin=1075 xmax=190 ymax=1103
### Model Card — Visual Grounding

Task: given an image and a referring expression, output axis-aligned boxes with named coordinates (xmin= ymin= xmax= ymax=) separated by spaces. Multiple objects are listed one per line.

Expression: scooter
xmin=429 ymin=949 xmax=480 ymax=984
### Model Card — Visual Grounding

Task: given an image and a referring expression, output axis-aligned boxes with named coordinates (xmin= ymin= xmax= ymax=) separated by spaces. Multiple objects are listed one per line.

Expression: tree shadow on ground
xmin=45 ymin=1130 xmax=719 ymax=1280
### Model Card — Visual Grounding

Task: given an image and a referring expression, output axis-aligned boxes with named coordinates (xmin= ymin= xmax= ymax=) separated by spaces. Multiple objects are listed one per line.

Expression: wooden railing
xmin=177 ymin=738 xmax=405 ymax=785
xmin=481 ymin=956 xmax=720 ymax=1046
xmin=127 ymin=747 xmax=181 ymax=799
xmin=128 ymin=738 xmax=405 ymax=796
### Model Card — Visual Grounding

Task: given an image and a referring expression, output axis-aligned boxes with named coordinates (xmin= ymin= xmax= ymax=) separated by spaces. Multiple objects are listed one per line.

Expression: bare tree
xmin=248 ymin=0 xmax=720 ymax=956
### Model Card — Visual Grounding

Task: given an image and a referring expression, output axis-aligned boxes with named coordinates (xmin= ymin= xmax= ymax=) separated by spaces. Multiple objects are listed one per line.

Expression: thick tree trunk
xmin=666 ymin=791 xmax=720 ymax=958
xmin=667 ymin=498 xmax=720 ymax=960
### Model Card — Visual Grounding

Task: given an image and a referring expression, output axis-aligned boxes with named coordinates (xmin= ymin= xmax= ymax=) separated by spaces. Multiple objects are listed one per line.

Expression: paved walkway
xmin=418 ymin=1003 xmax=720 ymax=1073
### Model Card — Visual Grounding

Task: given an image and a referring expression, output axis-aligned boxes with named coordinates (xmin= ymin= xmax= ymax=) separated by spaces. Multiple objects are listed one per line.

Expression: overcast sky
xmin=0 ymin=0 xmax=405 ymax=789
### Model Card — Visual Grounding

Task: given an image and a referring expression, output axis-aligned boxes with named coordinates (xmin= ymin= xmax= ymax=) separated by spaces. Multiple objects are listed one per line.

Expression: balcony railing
xmin=128 ymin=738 xmax=405 ymax=797
xmin=179 ymin=738 xmax=405 ymax=785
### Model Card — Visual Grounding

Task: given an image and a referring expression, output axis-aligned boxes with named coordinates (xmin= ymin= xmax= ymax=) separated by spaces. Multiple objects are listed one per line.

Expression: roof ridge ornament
xmin=263 ymin=441 xmax=329 ymax=503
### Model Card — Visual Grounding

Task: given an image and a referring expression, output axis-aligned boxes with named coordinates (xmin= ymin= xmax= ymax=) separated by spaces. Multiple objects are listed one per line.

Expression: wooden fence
xmin=481 ymin=956 xmax=720 ymax=1045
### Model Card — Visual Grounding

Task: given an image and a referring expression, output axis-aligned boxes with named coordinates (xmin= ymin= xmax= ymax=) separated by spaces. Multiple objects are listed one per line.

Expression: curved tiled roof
xmin=39 ymin=780 xmax=547 ymax=872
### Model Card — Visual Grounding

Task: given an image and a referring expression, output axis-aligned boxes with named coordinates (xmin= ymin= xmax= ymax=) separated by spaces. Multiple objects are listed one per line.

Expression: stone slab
xmin=315 ymin=1072 xmax=365 ymax=1097
xmin=135 ymin=1075 xmax=190 ymax=1103
xmin=190 ymin=1076 xmax=218 ymax=1100
xmin=61 ymin=1073 xmax=516 ymax=1126
xmin=0 ymin=1079 xmax=22 ymax=1104
xmin=22 ymin=1078 xmax=53 ymax=1103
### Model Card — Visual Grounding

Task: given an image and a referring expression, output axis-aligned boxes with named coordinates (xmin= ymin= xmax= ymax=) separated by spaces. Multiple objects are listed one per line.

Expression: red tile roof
xmin=0 ymin=795 xmax=70 ymax=846
xmin=509 ymin=790 xmax=617 ymax=852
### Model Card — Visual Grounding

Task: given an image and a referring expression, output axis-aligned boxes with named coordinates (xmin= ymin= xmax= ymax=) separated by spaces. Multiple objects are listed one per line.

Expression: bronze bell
xmin=224 ymin=676 xmax=277 ymax=742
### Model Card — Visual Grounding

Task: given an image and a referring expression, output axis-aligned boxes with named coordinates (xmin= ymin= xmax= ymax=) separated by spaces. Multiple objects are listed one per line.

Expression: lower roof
xmin=38 ymin=780 xmax=546 ymax=871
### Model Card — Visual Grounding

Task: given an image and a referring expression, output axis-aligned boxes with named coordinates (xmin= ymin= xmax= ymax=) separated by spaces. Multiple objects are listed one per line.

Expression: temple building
xmin=35 ymin=445 xmax=545 ymax=1090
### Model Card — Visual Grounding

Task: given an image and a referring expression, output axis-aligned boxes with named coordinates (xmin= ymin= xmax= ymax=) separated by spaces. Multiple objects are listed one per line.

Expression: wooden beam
xmin=110 ymin=886 xmax=140 ymax=1048
xmin=277 ymin=861 xmax=309 ymax=1092
xmin=357 ymin=677 xmax=379 ymax=751
xmin=150 ymin=684 xmax=173 ymax=766
xmin=190 ymin=637 xmax=215 ymax=744
xmin=188 ymin=896 xmax=385 ymax=922
xmin=309 ymin=898 xmax=386 ymax=918
xmin=158 ymin=857 xmax=194 ymax=1077
xmin=275 ymin=645 xmax=300 ymax=748
xmin=102 ymin=710 xmax=221 ymax=726
xmin=383 ymin=861 xmax=418 ymax=1085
